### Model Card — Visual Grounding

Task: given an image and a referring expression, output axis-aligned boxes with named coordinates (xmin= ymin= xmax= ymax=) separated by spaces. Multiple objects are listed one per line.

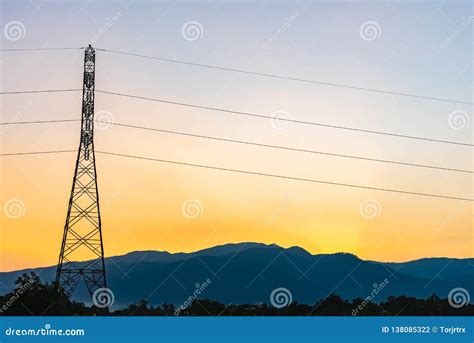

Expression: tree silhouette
xmin=1 ymin=274 xmax=473 ymax=316
xmin=0 ymin=272 xmax=90 ymax=316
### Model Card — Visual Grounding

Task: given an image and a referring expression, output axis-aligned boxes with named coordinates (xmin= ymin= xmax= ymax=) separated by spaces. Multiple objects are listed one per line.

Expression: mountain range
xmin=1 ymin=243 xmax=473 ymax=308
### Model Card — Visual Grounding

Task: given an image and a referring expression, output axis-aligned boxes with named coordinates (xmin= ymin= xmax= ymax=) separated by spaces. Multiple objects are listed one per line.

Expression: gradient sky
xmin=0 ymin=0 xmax=472 ymax=272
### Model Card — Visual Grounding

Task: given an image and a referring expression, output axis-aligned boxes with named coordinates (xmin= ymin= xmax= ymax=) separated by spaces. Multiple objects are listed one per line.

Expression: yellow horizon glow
xmin=1 ymin=140 xmax=472 ymax=272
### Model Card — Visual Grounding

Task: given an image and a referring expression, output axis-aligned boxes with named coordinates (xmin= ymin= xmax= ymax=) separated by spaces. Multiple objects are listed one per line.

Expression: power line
xmin=95 ymin=150 xmax=473 ymax=202
xmin=0 ymin=89 xmax=81 ymax=95
xmin=0 ymin=150 xmax=75 ymax=156
xmin=0 ymin=47 xmax=83 ymax=51
xmin=0 ymin=119 xmax=80 ymax=125
xmin=1 ymin=88 xmax=471 ymax=147
xmin=1 ymin=149 xmax=470 ymax=201
xmin=108 ymin=121 xmax=473 ymax=174
xmin=97 ymin=48 xmax=474 ymax=106
xmin=96 ymin=90 xmax=474 ymax=147
xmin=1 ymin=47 xmax=471 ymax=106
xmin=1 ymin=118 xmax=470 ymax=173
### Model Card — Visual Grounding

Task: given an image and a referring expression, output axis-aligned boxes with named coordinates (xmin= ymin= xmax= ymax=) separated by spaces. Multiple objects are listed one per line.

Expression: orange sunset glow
xmin=1 ymin=1 xmax=472 ymax=273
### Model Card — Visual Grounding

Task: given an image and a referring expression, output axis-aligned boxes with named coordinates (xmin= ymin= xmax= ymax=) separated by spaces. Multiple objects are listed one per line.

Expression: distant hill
xmin=378 ymin=258 xmax=474 ymax=284
xmin=1 ymin=243 xmax=473 ymax=308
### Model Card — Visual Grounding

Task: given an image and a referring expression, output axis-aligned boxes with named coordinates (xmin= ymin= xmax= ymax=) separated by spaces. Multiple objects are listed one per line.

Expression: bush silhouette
xmin=1 ymin=273 xmax=473 ymax=316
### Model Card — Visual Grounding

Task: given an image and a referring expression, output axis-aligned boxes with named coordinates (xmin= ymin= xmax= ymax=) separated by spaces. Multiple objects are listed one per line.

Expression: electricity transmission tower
xmin=56 ymin=45 xmax=107 ymax=298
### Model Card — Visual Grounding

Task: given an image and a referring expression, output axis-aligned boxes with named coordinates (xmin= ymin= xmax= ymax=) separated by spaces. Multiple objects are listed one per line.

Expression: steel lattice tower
xmin=56 ymin=45 xmax=107 ymax=298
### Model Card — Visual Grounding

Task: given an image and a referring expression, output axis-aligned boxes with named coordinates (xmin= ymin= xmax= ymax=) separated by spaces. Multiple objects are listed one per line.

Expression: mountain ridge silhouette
xmin=1 ymin=242 xmax=472 ymax=308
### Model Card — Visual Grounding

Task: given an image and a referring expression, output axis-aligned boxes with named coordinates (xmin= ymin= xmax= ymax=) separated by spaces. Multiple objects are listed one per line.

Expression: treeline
xmin=1 ymin=273 xmax=473 ymax=316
